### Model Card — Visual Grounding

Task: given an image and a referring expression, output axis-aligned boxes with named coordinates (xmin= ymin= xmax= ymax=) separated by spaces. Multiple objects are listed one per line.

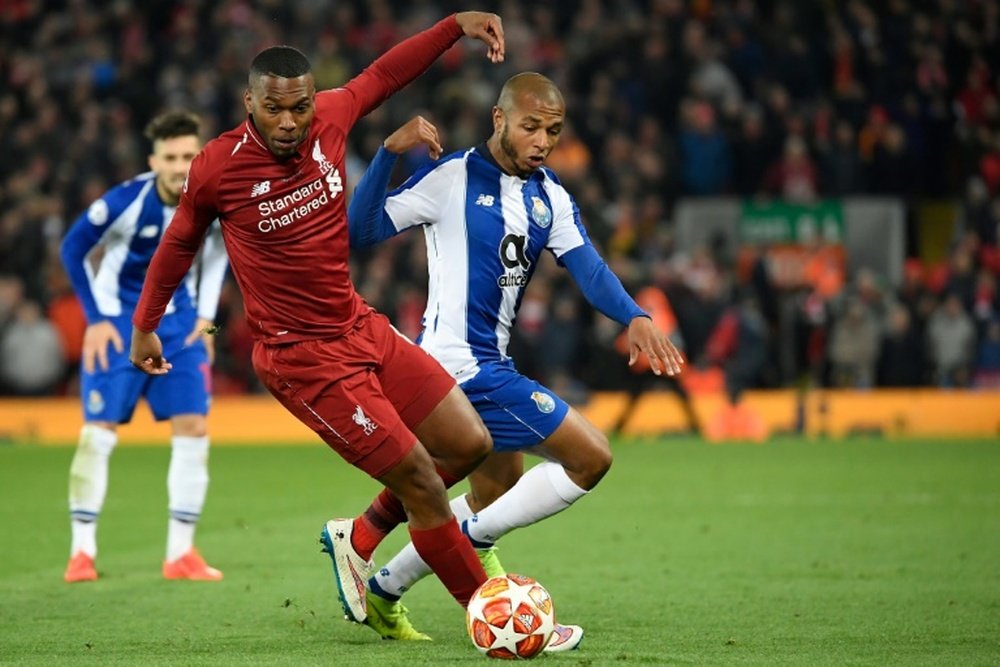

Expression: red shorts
xmin=252 ymin=310 xmax=455 ymax=478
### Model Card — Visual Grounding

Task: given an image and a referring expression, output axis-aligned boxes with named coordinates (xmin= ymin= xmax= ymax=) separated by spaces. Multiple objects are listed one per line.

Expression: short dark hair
xmin=249 ymin=45 xmax=311 ymax=83
xmin=144 ymin=110 xmax=201 ymax=143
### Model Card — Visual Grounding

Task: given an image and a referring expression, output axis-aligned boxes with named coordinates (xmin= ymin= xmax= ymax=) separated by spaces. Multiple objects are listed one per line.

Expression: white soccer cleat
xmin=319 ymin=518 xmax=373 ymax=623
xmin=544 ymin=623 xmax=584 ymax=652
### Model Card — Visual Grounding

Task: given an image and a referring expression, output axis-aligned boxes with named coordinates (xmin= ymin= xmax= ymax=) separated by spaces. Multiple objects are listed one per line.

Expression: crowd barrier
xmin=608 ymin=389 xmax=1000 ymax=440
xmin=0 ymin=390 xmax=996 ymax=446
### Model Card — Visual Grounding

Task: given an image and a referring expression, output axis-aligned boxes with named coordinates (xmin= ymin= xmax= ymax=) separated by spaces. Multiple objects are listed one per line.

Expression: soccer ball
xmin=466 ymin=574 xmax=555 ymax=659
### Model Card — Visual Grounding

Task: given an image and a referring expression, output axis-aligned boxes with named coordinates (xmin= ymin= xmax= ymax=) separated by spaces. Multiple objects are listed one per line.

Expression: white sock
xmin=166 ymin=519 xmax=197 ymax=562
xmin=449 ymin=493 xmax=475 ymax=522
xmin=166 ymin=435 xmax=209 ymax=561
xmin=372 ymin=493 xmax=476 ymax=599
xmin=68 ymin=425 xmax=117 ymax=557
xmin=464 ymin=462 xmax=587 ymax=546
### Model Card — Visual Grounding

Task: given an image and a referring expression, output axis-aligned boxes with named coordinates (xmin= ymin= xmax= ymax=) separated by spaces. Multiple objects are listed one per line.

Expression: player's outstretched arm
xmin=345 ymin=12 xmax=503 ymax=120
xmin=348 ymin=117 xmax=443 ymax=249
xmin=129 ymin=328 xmax=172 ymax=375
xmin=560 ymin=244 xmax=683 ymax=376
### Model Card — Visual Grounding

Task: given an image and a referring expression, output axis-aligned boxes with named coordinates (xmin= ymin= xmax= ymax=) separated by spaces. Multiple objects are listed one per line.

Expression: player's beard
xmin=499 ymin=124 xmax=534 ymax=179
xmin=157 ymin=176 xmax=184 ymax=206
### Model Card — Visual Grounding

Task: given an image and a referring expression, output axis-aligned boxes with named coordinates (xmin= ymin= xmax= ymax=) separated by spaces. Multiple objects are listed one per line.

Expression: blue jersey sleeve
xmin=59 ymin=195 xmax=121 ymax=323
xmin=560 ymin=244 xmax=648 ymax=326
xmin=348 ymin=147 xmax=403 ymax=249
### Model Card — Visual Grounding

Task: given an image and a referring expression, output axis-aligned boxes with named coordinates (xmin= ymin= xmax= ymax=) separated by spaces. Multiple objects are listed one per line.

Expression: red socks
xmin=351 ymin=466 xmax=464 ymax=561
xmin=352 ymin=488 xmax=404 ymax=560
xmin=410 ymin=518 xmax=486 ymax=607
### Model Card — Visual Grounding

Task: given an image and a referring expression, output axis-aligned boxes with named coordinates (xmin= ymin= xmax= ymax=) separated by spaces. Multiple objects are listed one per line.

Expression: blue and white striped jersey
xmin=60 ymin=172 xmax=227 ymax=326
xmin=370 ymin=145 xmax=643 ymax=382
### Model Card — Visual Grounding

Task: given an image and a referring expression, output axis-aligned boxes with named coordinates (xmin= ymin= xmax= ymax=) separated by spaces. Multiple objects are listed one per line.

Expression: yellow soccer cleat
xmin=476 ymin=546 xmax=506 ymax=578
xmin=364 ymin=588 xmax=431 ymax=641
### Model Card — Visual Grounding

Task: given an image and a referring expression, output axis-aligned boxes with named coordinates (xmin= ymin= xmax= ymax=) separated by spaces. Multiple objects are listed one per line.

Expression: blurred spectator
xmin=539 ymin=292 xmax=588 ymax=404
xmin=544 ymin=124 xmax=592 ymax=185
xmin=973 ymin=318 xmax=1000 ymax=388
xmin=869 ymin=124 xmax=913 ymax=195
xmin=677 ymin=99 xmax=731 ymax=195
xmin=962 ymin=177 xmax=997 ymax=247
xmin=877 ymin=304 xmax=925 ymax=387
xmin=0 ymin=276 xmax=26 ymax=328
xmin=927 ymin=293 xmax=977 ymax=387
xmin=896 ymin=259 xmax=937 ymax=329
xmin=0 ymin=300 xmax=63 ymax=395
xmin=705 ymin=290 xmax=769 ymax=403
xmin=828 ymin=297 xmax=880 ymax=389
xmin=818 ymin=119 xmax=866 ymax=196
xmin=763 ymin=136 xmax=818 ymax=203
xmin=731 ymin=106 xmax=771 ymax=196
xmin=702 ymin=289 xmax=769 ymax=441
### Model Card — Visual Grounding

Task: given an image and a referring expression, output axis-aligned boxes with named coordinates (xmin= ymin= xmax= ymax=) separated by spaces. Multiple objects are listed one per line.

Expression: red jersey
xmin=134 ymin=16 xmax=463 ymax=344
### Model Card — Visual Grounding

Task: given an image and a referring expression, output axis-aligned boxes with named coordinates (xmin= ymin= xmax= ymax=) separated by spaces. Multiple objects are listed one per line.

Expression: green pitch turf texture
xmin=1 ymin=438 xmax=997 ymax=666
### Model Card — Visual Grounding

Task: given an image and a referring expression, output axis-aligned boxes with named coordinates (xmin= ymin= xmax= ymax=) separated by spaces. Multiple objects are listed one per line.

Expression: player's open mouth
xmin=274 ymin=137 xmax=297 ymax=149
xmin=527 ymin=156 xmax=544 ymax=167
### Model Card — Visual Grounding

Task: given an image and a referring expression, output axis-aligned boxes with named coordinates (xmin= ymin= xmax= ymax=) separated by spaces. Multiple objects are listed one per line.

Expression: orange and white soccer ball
xmin=466 ymin=574 xmax=555 ymax=659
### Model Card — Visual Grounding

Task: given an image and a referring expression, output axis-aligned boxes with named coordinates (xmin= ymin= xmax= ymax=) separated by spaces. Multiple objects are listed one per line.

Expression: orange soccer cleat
xmin=162 ymin=548 xmax=223 ymax=581
xmin=64 ymin=551 xmax=98 ymax=583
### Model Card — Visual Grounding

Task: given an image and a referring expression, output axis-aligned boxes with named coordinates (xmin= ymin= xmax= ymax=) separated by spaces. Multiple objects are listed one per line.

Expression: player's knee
xmin=391 ymin=452 xmax=449 ymax=510
xmin=402 ymin=475 xmax=451 ymax=525
xmin=446 ymin=417 xmax=492 ymax=475
xmin=580 ymin=432 xmax=612 ymax=488
xmin=171 ymin=414 xmax=207 ymax=437
xmin=470 ymin=419 xmax=493 ymax=460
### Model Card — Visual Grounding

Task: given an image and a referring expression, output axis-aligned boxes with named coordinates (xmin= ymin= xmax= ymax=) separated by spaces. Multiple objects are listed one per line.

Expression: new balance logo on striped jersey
xmin=475 ymin=194 xmax=495 ymax=207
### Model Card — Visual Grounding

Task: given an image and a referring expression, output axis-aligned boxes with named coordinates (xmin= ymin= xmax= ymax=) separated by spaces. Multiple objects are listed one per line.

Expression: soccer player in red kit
xmin=129 ymin=12 xmax=505 ymax=625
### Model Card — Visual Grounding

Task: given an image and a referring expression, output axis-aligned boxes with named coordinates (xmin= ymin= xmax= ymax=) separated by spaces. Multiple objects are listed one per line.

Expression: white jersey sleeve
xmin=541 ymin=176 xmax=587 ymax=259
xmin=195 ymin=220 xmax=228 ymax=321
xmin=383 ymin=152 xmax=472 ymax=232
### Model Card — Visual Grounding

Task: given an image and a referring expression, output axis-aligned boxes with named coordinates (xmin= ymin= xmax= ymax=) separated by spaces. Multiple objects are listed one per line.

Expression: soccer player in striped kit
xmin=346 ymin=73 xmax=684 ymax=650
xmin=60 ymin=111 xmax=228 ymax=583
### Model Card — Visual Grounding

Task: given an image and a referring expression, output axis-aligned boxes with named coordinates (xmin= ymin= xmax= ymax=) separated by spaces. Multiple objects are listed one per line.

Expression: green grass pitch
xmin=0 ymin=438 xmax=997 ymax=666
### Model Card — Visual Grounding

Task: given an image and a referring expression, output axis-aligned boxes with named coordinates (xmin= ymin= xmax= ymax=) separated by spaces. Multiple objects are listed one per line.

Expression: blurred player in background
xmin=129 ymin=13 xmax=507 ymax=624
xmin=346 ymin=73 xmax=684 ymax=648
xmin=60 ymin=111 xmax=228 ymax=583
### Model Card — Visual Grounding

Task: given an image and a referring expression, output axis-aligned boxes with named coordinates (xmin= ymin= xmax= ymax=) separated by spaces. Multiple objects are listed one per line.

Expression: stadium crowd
xmin=1 ymin=0 xmax=999 ymax=399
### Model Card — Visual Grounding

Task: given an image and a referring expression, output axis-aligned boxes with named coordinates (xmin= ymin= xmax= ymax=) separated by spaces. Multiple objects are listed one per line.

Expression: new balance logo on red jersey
xmin=352 ymin=405 xmax=377 ymax=436
xmin=251 ymin=180 xmax=271 ymax=197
